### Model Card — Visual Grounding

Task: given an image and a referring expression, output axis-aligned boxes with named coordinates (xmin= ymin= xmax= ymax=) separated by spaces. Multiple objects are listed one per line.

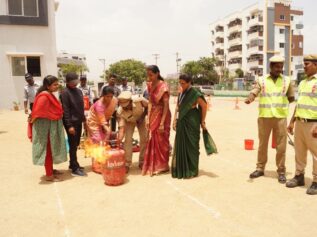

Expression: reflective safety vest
xmin=258 ymin=74 xmax=290 ymax=118
xmin=295 ymin=75 xmax=317 ymax=119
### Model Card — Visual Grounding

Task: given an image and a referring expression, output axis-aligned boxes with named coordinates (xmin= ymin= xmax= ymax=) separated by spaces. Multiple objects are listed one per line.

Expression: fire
xmin=84 ymin=139 xmax=111 ymax=164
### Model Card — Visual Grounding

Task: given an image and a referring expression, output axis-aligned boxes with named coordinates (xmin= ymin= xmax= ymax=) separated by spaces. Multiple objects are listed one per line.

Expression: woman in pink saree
xmin=87 ymin=86 xmax=117 ymax=143
xmin=142 ymin=65 xmax=171 ymax=176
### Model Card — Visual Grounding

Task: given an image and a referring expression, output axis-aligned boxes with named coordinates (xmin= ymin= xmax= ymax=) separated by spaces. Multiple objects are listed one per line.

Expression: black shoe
xmin=249 ymin=170 xmax=264 ymax=179
xmin=306 ymin=182 xmax=317 ymax=195
xmin=69 ymin=166 xmax=84 ymax=171
xmin=278 ymin=174 xmax=286 ymax=184
xmin=71 ymin=168 xmax=87 ymax=177
xmin=286 ymin=174 xmax=305 ymax=188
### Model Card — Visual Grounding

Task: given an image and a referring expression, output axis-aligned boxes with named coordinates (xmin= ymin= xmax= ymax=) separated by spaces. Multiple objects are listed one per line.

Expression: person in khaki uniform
xmin=245 ymin=56 xmax=295 ymax=183
xmin=286 ymin=55 xmax=317 ymax=195
xmin=117 ymin=91 xmax=148 ymax=172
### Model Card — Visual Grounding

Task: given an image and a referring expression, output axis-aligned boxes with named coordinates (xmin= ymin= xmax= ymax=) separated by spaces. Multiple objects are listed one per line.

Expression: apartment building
xmin=0 ymin=0 xmax=59 ymax=109
xmin=210 ymin=0 xmax=304 ymax=81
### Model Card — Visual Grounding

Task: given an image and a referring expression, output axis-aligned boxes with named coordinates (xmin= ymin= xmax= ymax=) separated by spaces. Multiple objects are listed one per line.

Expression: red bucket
xmin=244 ymin=139 xmax=254 ymax=150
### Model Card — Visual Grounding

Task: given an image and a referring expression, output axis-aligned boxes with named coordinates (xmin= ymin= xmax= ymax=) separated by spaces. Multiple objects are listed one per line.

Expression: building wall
xmin=0 ymin=0 xmax=57 ymax=109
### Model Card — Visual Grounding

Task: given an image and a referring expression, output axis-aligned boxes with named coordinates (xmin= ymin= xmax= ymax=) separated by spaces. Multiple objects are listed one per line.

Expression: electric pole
xmin=152 ymin=53 xmax=160 ymax=65
xmin=176 ymin=52 xmax=182 ymax=75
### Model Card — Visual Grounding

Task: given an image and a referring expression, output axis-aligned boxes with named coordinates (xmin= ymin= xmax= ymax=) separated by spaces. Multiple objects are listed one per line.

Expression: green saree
xmin=172 ymin=88 xmax=204 ymax=179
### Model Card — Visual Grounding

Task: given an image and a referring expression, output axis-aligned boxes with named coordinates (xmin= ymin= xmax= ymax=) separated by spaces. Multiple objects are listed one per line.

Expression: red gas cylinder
xmin=102 ymin=149 xmax=126 ymax=186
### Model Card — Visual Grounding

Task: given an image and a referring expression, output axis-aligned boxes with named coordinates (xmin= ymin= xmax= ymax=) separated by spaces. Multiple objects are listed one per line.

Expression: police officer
xmin=286 ymin=55 xmax=317 ymax=195
xmin=117 ymin=91 xmax=148 ymax=172
xmin=245 ymin=55 xmax=295 ymax=183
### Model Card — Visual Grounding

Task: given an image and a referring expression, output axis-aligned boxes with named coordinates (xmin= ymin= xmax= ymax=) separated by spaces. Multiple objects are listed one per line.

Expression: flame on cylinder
xmin=84 ymin=139 xmax=111 ymax=164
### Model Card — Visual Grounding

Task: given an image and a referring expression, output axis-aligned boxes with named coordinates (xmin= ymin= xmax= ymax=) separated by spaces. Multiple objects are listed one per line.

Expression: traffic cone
xmin=234 ymin=97 xmax=240 ymax=110
xmin=207 ymin=96 xmax=212 ymax=111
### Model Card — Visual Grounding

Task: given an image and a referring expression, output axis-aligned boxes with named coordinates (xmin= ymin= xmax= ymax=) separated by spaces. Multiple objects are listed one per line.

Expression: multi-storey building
xmin=210 ymin=0 xmax=304 ymax=81
xmin=0 ymin=0 xmax=59 ymax=109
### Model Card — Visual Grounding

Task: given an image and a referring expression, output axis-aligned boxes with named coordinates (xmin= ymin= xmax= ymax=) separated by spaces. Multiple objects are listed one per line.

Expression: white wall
xmin=0 ymin=0 xmax=58 ymax=109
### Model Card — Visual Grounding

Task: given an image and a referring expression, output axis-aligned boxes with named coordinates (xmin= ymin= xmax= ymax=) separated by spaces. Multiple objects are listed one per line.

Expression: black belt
xmin=296 ymin=118 xmax=317 ymax=123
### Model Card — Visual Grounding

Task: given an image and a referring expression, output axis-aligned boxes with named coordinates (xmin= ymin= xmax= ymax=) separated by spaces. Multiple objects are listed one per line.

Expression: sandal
xmin=53 ymin=169 xmax=63 ymax=175
xmin=45 ymin=175 xmax=63 ymax=182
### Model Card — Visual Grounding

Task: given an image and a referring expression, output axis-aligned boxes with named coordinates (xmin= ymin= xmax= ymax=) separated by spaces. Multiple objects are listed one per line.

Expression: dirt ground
xmin=0 ymin=97 xmax=316 ymax=237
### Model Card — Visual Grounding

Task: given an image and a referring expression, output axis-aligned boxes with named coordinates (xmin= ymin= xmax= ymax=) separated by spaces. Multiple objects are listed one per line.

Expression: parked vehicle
xmin=193 ymin=85 xmax=214 ymax=96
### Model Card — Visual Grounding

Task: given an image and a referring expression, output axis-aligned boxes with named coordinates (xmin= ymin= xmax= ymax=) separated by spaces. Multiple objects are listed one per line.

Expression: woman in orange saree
xmin=142 ymin=65 xmax=171 ymax=176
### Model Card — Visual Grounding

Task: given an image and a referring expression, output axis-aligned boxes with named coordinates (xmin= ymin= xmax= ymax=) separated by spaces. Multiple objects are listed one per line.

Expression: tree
xmin=101 ymin=59 xmax=147 ymax=86
xmin=235 ymin=68 xmax=244 ymax=78
xmin=181 ymin=57 xmax=219 ymax=85
xmin=58 ymin=63 xmax=89 ymax=76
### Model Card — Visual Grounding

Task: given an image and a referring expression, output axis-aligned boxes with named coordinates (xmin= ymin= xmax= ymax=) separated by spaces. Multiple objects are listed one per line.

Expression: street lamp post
xmin=99 ymin=58 xmax=106 ymax=82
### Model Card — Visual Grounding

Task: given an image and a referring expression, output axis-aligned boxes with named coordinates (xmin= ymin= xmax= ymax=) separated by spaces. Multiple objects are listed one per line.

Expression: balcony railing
xmin=215 ymin=42 xmax=224 ymax=48
xmin=248 ymin=46 xmax=263 ymax=56
xmin=228 ymin=63 xmax=242 ymax=71
xmin=229 ymin=37 xmax=242 ymax=46
xmin=228 ymin=50 xmax=242 ymax=58
xmin=248 ymin=32 xmax=263 ymax=40
xmin=228 ymin=25 xmax=242 ymax=34
xmin=248 ymin=60 xmax=263 ymax=68
xmin=215 ymin=31 xmax=224 ymax=38
xmin=248 ymin=16 xmax=263 ymax=28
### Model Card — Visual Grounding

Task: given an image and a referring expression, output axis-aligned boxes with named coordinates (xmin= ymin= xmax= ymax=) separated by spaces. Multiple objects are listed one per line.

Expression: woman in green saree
xmin=172 ymin=74 xmax=208 ymax=179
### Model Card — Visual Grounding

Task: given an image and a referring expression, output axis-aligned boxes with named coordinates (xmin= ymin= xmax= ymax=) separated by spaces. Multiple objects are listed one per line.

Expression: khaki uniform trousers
xmin=256 ymin=117 xmax=287 ymax=174
xmin=294 ymin=121 xmax=317 ymax=182
xmin=124 ymin=120 xmax=147 ymax=167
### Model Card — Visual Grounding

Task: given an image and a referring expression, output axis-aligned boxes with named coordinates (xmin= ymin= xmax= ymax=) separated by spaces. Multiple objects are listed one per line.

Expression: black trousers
xmin=111 ymin=111 xmax=117 ymax=132
xmin=65 ymin=123 xmax=82 ymax=171
xmin=29 ymin=103 xmax=34 ymax=111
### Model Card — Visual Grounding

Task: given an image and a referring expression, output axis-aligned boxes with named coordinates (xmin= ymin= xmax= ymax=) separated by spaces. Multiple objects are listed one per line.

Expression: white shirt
xmin=78 ymin=84 xmax=94 ymax=104
xmin=24 ymin=83 xmax=40 ymax=103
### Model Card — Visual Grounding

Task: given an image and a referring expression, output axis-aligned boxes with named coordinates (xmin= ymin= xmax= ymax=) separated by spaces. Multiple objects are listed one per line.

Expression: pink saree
xmin=142 ymin=81 xmax=171 ymax=176
xmin=87 ymin=97 xmax=117 ymax=143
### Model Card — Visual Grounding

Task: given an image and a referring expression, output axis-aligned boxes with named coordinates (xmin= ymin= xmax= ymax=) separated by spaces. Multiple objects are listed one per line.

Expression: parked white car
xmin=193 ymin=85 xmax=214 ymax=96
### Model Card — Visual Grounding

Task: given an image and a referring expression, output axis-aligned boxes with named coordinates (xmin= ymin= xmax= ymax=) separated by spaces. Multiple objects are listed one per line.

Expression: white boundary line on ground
xmin=166 ymin=181 xmax=221 ymax=219
xmin=53 ymin=183 xmax=71 ymax=237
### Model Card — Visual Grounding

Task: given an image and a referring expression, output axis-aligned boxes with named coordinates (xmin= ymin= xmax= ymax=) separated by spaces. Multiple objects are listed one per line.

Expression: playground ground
xmin=0 ymin=97 xmax=316 ymax=237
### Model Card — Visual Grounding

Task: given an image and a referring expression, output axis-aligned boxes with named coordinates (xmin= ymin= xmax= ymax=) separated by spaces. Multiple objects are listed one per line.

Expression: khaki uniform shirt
xmin=250 ymin=74 xmax=295 ymax=100
xmin=117 ymin=97 xmax=148 ymax=127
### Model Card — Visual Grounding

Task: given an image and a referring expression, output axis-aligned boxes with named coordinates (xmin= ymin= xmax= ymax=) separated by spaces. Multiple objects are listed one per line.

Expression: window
xmin=11 ymin=57 xmax=25 ymax=76
xmin=8 ymin=0 xmax=22 ymax=15
xmin=8 ymin=0 xmax=38 ymax=17
xmin=24 ymin=0 xmax=38 ymax=17
xmin=280 ymin=43 xmax=285 ymax=48
xmin=291 ymin=16 xmax=294 ymax=21
xmin=299 ymin=42 xmax=303 ymax=49
xmin=280 ymin=15 xmax=285 ymax=20
xmin=11 ymin=56 xmax=41 ymax=77
xmin=279 ymin=29 xmax=285 ymax=34
xmin=291 ymin=57 xmax=293 ymax=62
xmin=27 ymin=56 xmax=41 ymax=77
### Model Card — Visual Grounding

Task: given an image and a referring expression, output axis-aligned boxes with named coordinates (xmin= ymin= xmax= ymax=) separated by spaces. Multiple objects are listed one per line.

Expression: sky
xmin=55 ymin=0 xmax=317 ymax=80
